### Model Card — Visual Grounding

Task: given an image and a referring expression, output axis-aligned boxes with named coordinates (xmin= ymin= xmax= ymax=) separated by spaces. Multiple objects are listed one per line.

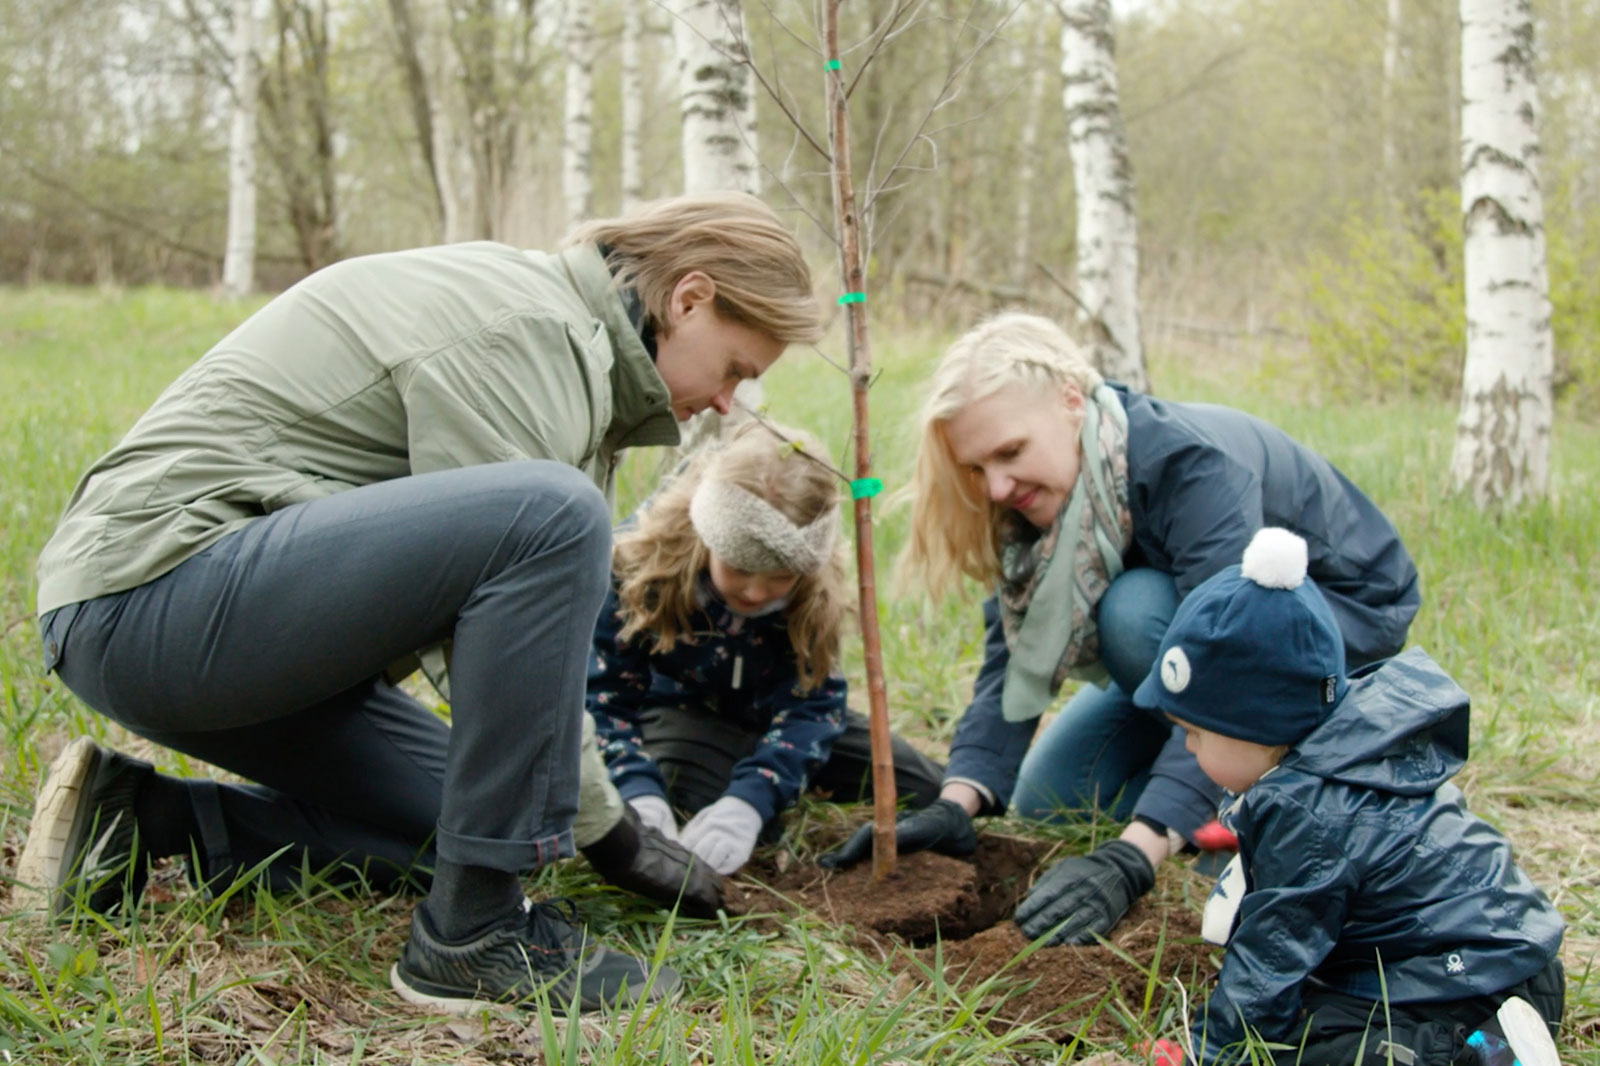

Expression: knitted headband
xmin=689 ymin=477 xmax=839 ymax=575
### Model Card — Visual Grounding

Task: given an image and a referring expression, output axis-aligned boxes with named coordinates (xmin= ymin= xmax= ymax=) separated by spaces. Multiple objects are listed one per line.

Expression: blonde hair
xmin=565 ymin=192 xmax=823 ymax=346
xmin=612 ymin=421 xmax=852 ymax=690
xmin=900 ymin=312 xmax=1103 ymax=600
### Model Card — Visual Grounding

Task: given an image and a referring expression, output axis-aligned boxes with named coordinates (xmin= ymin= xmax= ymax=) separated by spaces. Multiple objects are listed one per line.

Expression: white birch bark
xmin=670 ymin=0 xmax=758 ymax=195
xmin=564 ymin=0 xmax=596 ymax=228
xmin=670 ymin=0 xmax=762 ymax=450
xmin=1012 ymin=15 xmax=1049 ymax=290
xmin=1381 ymin=0 xmax=1403 ymax=179
xmin=621 ymin=0 xmax=645 ymax=209
xmin=1060 ymin=0 xmax=1146 ymax=390
xmin=222 ymin=0 xmax=258 ymax=297
xmin=1451 ymin=0 xmax=1553 ymax=507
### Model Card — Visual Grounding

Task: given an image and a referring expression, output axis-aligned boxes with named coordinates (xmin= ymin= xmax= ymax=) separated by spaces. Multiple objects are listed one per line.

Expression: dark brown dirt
xmin=729 ymin=832 xmax=1046 ymax=944
xmin=927 ymin=901 xmax=1217 ymax=1041
xmin=728 ymin=830 xmax=1221 ymax=1042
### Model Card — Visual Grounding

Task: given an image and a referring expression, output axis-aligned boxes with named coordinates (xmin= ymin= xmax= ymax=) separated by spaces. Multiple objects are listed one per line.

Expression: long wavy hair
xmin=899 ymin=312 xmax=1103 ymax=601
xmin=612 ymin=421 xmax=852 ymax=691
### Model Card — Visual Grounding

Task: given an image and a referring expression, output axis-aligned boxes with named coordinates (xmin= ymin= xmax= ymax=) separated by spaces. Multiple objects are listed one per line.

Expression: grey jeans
xmin=41 ymin=461 xmax=612 ymax=891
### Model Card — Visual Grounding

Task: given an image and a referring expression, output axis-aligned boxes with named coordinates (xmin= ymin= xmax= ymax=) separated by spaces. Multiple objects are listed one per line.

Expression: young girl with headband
xmin=588 ymin=421 xmax=943 ymax=875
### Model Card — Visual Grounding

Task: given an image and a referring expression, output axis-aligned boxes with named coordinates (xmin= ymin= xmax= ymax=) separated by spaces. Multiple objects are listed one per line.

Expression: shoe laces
xmin=524 ymin=897 xmax=588 ymax=955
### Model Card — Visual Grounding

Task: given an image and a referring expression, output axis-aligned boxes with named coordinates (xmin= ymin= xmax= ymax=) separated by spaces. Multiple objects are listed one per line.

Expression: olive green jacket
xmin=37 ymin=242 xmax=680 ymax=615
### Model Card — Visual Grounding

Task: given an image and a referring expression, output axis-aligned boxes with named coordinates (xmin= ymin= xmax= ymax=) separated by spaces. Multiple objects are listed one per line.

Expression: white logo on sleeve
xmin=1161 ymin=647 xmax=1192 ymax=693
xmin=1446 ymin=953 xmax=1466 ymax=975
xmin=1202 ymin=853 xmax=1245 ymax=945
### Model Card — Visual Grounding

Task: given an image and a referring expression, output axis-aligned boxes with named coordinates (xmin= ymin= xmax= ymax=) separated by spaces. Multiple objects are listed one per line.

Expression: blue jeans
xmin=41 ymin=461 xmax=610 ymax=887
xmin=1011 ymin=568 xmax=1222 ymax=838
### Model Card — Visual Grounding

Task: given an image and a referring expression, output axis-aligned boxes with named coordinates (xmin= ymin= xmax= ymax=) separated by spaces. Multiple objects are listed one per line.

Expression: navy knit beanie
xmin=1132 ymin=528 xmax=1348 ymax=747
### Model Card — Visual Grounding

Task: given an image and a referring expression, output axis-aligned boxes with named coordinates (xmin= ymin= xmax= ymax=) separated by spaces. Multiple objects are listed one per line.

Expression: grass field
xmin=1 ymin=285 xmax=1596 ymax=1064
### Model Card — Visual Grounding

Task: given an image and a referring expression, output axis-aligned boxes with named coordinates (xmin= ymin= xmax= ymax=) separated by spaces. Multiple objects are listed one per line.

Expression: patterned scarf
xmin=998 ymin=384 xmax=1132 ymax=722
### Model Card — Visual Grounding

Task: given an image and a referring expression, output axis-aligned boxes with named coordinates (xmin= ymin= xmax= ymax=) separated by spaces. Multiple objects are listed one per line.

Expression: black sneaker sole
xmin=389 ymin=959 xmax=682 ymax=1017
xmin=15 ymin=737 xmax=103 ymax=916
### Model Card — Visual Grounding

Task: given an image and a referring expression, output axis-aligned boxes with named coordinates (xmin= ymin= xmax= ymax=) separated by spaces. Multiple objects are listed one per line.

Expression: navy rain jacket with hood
xmin=1194 ymin=649 xmax=1564 ymax=1065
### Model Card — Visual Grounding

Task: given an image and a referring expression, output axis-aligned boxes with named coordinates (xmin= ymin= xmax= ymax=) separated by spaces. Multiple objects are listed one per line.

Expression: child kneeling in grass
xmin=587 ymin=421 xmax=943 ymax=876
xmin=1131 ymin=527 xmax=1565 ymax=1066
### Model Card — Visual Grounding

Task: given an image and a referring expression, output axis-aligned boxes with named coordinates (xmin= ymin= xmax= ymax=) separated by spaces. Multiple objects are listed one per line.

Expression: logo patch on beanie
xmin=1322 ymin=676 xmax=1338 ymax=705
xmin=1160 ymin=647 xmax=1192 ymax=694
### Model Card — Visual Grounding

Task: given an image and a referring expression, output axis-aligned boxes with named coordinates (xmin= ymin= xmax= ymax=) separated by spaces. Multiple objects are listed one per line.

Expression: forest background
xmin=2 ymin=0 xmax=1598 ymax=1062
xmin=4 ymin=0 xmax=1600 ymax=411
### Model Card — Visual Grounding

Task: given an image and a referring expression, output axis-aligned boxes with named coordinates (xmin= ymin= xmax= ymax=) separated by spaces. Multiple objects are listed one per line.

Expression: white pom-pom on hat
xmin=1240 ymin=527 xmax=1309 ymax=589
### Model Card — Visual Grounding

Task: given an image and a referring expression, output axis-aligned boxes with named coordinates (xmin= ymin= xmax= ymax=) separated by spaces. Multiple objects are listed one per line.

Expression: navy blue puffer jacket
xmin=1194 ymin=649 xmax=1564 ymax=1064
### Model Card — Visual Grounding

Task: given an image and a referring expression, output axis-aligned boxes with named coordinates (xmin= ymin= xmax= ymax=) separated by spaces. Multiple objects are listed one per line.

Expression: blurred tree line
xmin=2 ymin=0 xmax=1596 ymax=406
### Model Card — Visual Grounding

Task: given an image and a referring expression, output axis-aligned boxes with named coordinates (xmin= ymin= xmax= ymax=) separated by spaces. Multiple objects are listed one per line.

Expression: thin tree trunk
xmin=385 ymin=0 xmax=447 ymax=235
xmin=1012 ymin=13 xmax=1049 ymax=291
xmin=1381 ymin=0 xmax=1403 ymax=183
xmin=1060 ymin=0 xmax=1147 ymax=390
xmin=823 ymin=22 xmax=897 ymax=882
xmin=223 ymin=0 xmax=258 ymax=297
xmin=564 ymin=0 xmax=595 ymax=227
xmin=621 ymin=0 xmax=645 ymax=209
xmin=1451 ymin=0 xmax=1553 ymax=508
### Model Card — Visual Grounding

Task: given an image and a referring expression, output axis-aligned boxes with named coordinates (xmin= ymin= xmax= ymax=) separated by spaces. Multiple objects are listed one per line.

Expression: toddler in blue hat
xmin=1132 ymin=528 xmax=1565 ymax=1066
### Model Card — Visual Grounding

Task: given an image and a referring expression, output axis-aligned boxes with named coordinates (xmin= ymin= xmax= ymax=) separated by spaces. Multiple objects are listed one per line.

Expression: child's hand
xmin=629 ymin=794 xmax=681 ymax=841
xmin=680 ymin=796 xmax=764 ymax=875
xmin=818 ymin=798 xmax=978 ymax=869
xmin=1015 ymin=838 xmax=1155 ymax=944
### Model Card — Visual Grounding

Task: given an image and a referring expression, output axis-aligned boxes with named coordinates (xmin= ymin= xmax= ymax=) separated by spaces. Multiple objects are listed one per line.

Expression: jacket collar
xmin=557 ymin=244 xmax=682 ymax=452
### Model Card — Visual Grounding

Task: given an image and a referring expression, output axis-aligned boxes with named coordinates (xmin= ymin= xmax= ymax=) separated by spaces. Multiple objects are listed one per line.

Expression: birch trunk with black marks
xmin=671 ymin=0 xmax=758 ymax=195
xmin=564 ymin=0 xmax=595 ymax=227
xmin=1060 ymin=0 xmax=1146 ymax=390
xmin=222 ymin=0 xmax=258 ymax=297
xmin=620 ymin=0 xmax=645 ymax=210
xmin=1451 ymin=0 xmax=1553 ymax=507
xmin=669 ymin=0 xmax=763 ymax=448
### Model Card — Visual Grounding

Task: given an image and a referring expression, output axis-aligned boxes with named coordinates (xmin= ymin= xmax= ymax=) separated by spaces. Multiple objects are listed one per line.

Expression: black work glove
xmin=818 ymin=798 xmax=978 ymax=869
xmin=581 ymin=803 xmax=724 ymax=919
xmin=1014 ymin=838 xmax=1155 ymax=945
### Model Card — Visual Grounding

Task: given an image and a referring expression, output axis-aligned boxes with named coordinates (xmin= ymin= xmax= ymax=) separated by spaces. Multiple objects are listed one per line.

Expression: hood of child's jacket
xmin=1278 ymin=648 xmax=1469 ymax=796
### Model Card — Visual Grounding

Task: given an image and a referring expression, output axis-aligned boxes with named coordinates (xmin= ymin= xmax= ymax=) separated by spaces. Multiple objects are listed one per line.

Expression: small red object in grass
xmin=1193 ymin=820 xmax=1238 ymax=851
xmin=1147 ymin=1038 xmax=1185 ymax=1066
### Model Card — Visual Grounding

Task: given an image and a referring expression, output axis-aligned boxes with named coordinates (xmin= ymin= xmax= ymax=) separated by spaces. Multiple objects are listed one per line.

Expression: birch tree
xmin=620 ymin=0 xmax=645 ymax=209
xmin=1061 ymin=0 xmax=1146 ymax=390
xmin=563 ymin=0 xmax=595 ymax=227
xmin=1012 ymin=13 xmax=1050 ymax=291
xmin=670 ymin=0 xmax=758 ymax=195
xmin=1450 ymin=0 xmax=1553 ymax=507
xmin=222 ymin=0 xmax=259 ymax=296
xmin=669 ymin=0 xmax=762 ymax=449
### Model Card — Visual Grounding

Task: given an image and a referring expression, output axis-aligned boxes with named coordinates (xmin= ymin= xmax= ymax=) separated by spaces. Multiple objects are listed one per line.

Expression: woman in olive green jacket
xmin=20 ymin=192 xmax=821 ymax=1017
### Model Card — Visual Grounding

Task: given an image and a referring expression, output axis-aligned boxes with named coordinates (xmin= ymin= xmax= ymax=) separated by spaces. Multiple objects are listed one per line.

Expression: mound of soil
xmin=727 ymin=830 xmax=1221 ymax=1042
xmin=928 ymin=902 xmax=1216 ymax=1041
xmin=728 ymin=833 xmax=1046 ymax=944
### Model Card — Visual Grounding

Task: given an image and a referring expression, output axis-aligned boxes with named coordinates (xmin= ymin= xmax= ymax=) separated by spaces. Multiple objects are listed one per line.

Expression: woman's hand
xmin=818 ymin=797 xmax=978 ymax=869
xmin=1014 ymin=837 xmax=1156 ymax=944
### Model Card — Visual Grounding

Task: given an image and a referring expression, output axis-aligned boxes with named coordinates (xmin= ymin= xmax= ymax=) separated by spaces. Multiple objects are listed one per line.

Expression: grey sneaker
xmin=15 ymin=736 xmax=153 ymax=917
xmin=390 ymin=897 xmax=682 ymax=1016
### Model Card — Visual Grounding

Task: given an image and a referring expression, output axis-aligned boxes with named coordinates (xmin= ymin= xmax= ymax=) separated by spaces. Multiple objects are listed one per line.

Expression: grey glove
xmin=818 ymin=798 xmax=978 ymax=869
xmin=1014 ymin=838 xmax=1155 ymax=945
xmin=581 ymin=803 xmax=724 ymax=918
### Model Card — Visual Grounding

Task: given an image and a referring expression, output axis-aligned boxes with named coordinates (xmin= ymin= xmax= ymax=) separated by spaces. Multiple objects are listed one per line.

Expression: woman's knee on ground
xmin=1095 ymin=568 xmax=1179 ymax=691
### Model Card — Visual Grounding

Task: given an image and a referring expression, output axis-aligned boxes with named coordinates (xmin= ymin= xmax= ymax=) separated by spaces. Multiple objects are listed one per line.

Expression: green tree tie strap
xmin=850 ymin=478 xmax=883 ymax=499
